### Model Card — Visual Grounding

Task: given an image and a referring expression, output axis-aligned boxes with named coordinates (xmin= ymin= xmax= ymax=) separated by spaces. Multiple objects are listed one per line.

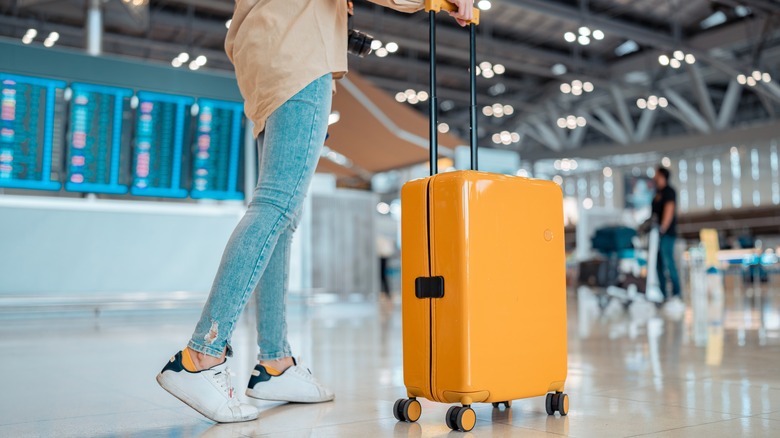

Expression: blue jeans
xmin=657 ymin=234 xmax=681 ymax=299
xmin=188 ymin=73 xmax=332 ymax=360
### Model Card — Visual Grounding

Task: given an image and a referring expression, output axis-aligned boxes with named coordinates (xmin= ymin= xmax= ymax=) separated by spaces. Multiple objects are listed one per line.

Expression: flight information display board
xmin=66 ymin=83 xmax=133 ymax=194
xmin=132 ymin=91 xmax=193 ymax=198
xmin=191 ymin=99 xmax=244 ymax=200
xmin=0 ymin=73 xmax=67 ymax=191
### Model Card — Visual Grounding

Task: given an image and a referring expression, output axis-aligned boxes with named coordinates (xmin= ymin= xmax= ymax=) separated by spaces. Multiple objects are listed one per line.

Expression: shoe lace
xmin=214 ymin=367 xmax=239 ymax=406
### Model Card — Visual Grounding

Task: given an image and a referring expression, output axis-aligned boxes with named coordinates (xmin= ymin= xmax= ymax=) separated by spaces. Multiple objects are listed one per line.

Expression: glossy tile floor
xmin=1 ymin=274 xmax=779 ymax=437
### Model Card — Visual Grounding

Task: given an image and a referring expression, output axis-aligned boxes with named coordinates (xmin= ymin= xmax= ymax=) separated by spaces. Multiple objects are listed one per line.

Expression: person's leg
xmin=253 ymin=217 xmax=295 ymax=367
xmin=187 ymin=73 xmax=332 ymax=363
xmin=663 ymin=236 xmax=682 ymax=298
xmin=380 ymin=257 xmax=390 ymax=296
xmin=656 ymin=244 xmax=668 ymax=300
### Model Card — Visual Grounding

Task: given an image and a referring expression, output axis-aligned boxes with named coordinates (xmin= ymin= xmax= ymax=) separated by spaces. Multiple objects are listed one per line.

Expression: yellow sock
xmin=181 ymin=347 xmax=199 ymax=372
xmin=263 ymin=365 xmax=282 ymax=376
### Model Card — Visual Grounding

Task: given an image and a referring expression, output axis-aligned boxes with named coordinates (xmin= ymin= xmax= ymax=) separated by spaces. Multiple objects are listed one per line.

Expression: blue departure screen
xmin=66 ymin=83 xmax=133 ymax=194
xmin=191 ymin=99 xmax=244 ymax=200
xmin=0 ymin=74 xmax=66 ymax=191
xmin=132 ymin=91 xmax=192 ymax=198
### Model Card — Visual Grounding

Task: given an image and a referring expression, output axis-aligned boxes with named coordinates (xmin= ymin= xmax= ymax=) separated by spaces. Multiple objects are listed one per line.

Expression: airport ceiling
xmin=1 ymin=0 xmax=779 ymax=160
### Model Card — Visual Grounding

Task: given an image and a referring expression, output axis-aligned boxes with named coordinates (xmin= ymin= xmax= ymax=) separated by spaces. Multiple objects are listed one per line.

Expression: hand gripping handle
xmin=424 ymin=0 xmax=481 ymax=25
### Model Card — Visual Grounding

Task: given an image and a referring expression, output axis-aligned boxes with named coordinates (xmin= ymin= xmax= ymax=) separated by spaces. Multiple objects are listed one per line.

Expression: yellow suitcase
xmin=393 ymin=2 xmax=568 ymax=432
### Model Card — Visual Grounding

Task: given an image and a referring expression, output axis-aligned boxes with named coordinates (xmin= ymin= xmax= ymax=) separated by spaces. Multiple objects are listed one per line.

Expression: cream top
xmin=225 ymin=0 xmax=424 ymax=137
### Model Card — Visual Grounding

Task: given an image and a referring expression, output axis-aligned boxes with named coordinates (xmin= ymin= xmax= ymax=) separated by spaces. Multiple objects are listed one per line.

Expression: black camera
xmin=347 ymin=1 xmax=373 ymax=57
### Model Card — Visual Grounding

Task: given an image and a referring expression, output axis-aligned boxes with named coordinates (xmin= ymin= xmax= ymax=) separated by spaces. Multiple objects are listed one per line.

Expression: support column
xmin=86 ymin=0 xmax=103 ymax=56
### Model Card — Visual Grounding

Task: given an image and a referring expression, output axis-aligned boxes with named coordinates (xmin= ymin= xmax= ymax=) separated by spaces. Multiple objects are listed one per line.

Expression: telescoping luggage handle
xmin=424 ymin=0 xmax=480 ymax=176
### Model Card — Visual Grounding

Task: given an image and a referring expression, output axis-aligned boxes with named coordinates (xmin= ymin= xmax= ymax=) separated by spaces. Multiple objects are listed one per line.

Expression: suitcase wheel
xmin=393 ymin=398 xmax=421 ymax=423
xmin=446 ymin=405 xmax=476 ymax=432
xmin=546 ymin=392 xmax=569 ymax=416
xmin=492 ymin=401 xmax=512 ymax=409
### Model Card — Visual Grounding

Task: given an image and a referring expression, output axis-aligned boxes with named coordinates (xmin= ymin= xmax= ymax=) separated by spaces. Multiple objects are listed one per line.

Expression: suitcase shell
xmin=401 ymin=170 xmax=567 ymax=405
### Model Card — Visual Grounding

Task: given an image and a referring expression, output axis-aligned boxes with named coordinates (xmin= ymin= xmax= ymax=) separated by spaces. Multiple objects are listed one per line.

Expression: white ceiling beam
xmin=662 ymin=88 xmax=712 ymax=134
xmin=686 ymin=64 xmax=718 ymax=129
xmin=717 ymin=79 xmax=743 ymax=130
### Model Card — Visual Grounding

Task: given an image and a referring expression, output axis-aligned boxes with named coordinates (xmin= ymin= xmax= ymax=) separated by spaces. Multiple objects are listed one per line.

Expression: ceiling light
xmin=25 ymin=28 xmax=38 ymax=38
xmin=405 ymin=89 xmax=416 ymax=98
xmin=658 ymin=97 xmax=668 ymax=107
xmin=578 ymin=35 xmax=590 ymax=45
xmin=576 ymin=116 xmax=586 ymax=127
xmin=22 ymin=35 xmax=33 ymax=44
xmin=43 ymin=39 xmax=54 ymax=48
xmin=571 ymin=88 xmax=582 ymax=96
xmin=662 ymin=157 xmax=671 ymax=167
xmin=171 ymin=58 xmax=183 ymax=68
xmin=762 ymin=73 xmax=771 ymax=83
xmin=493 ymin=64 xmax=505 ymax=74
xmin=492 ymin=133 xmax=501 ymax=144
xmin=583 ymin=82 xmax=594 ymax=92
xmin=685 ymin=54 xmax=695 ymax=64
xmin=551 ymin=63 xmax=567 ymax=75
xmin=673 ymin=50 xmax=684 ymax=61
xmin=554 ymin=160 xmax=562 ymax=170
xmin=603 ymin=167 xmax=613 ymax=178
xmin=195 ymin=55 xmax=207 ymax=66
xmin=579 ymin=26 xmax=591 ymax=37
xmin=560 ymin=83 xmax=572 ymax=93
xmin=583 ymin=198 xmax=593 ymax=209
xmin=385 ymin=42 xmax=399 ymax=53
xmin=371 ymin=40 xmax=382 ymax=50
xmin=747 ymin=77 xmax=757 ymax=86
xmin=564 ymin=32 xmax=576 ymax=43
xmin=648 ymin=95 xmax=658 ymax=106
xmin=395 ymin=92 xmax=406 ymax=103
xmin=438 ymin=122 xmax=450 ymax=133
xmin=483 ymin=106 xmax=494 ymax=116
xmin=670 ymin=59 xmax=681 ymax=68
xmin=189 ymin=60 xmax=200 ymax=70
xmin=408 ymin=95 xmax=419 ymax=104
xmin=553 ymin=175 xmax=563 ymax=185
xmin=556 ymin=118 xmax=567 ymax=128
xmin=477 ymin=0 xmax=491 ymax=11
xmin=510 ymin=132 xmax=520 ymax=142
xmin=482 ymin=69 xmax=495 ymax=78
xmin=375 ymin=48 xmax=388 ymax=57
xmin=177 ymin=52 xmax=189 ymax=62
xmin=479 ymin=61 xmax=492 ymax=71
xmin=636 ymin=98 xmax=647 ymax=109
xmin=417 ymin=91 xmax=429 ymax=101
xmin=752 ymin=70 xmax=762 ymax=80
xmin=48 ymin=32 xmax=59 ymax=42
xmin=503 ymin=105 xmax=514 ymax=115
xmin=737 ymin=74 xmax=747 ymax=85
xmin=658 ymin=55 xmax=670 ymax=66
xmin=592 ymin=29 xmax=604 ymax=40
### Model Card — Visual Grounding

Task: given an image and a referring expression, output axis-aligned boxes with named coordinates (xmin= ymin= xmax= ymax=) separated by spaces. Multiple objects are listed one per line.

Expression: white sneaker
xmin=663 ymin=296 xmax=686 ymax=319
xmin=156 ymin=351 xmax=259 ymax=423
xmin=245 ymin=358 xmax=335 ymax=403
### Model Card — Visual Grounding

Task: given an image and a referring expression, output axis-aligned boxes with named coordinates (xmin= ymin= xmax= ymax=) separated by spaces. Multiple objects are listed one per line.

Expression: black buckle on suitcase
xmin=415 ymin=276 xmax=444 ymax=299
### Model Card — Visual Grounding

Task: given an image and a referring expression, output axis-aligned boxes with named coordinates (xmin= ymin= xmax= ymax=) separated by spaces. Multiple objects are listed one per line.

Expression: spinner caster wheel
xmin=446 ymin=405 xmax=476 ymax=432
xmin=393 ymin=398 xmax=421 ymax=422
xmin=492 ymin=401 xmax=512 ymax=409
xmin=545 ymin=392 xmax=568 ymax=416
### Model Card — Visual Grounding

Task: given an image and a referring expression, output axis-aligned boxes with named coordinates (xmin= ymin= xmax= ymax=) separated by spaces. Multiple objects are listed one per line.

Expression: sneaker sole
xmin=157 ymin=373 xmax=258 ymax=423
xmin=245 ymin=387 xmax=335 ymax=404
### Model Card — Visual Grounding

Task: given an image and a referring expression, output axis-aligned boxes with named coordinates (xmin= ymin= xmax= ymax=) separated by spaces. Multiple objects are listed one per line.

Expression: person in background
xmin=652 ymin=167 xmax=682 ymax=306
xmin=155 ymin=0 xmax=475 ymax=425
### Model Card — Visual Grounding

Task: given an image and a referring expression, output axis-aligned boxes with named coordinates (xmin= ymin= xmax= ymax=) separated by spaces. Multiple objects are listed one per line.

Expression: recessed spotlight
xmin=385 ymin=42 xmax=399 ymax=53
